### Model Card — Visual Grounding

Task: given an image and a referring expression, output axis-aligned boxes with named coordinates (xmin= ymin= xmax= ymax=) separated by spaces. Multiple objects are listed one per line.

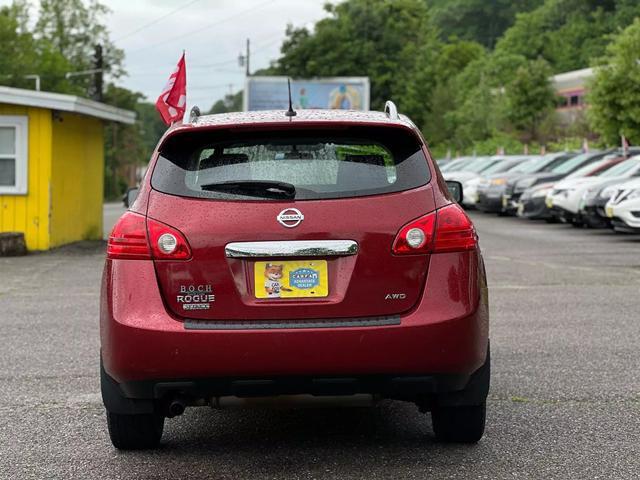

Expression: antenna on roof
xmin=285 ymin=78 xmax=297 ymax=117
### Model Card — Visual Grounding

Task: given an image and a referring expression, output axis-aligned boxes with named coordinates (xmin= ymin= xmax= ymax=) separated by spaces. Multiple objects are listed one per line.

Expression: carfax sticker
xmin=254 ymin=261 xmax=328 ymax=299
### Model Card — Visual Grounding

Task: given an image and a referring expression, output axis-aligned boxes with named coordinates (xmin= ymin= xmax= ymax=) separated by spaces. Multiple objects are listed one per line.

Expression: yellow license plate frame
xmin=254 ymin=260 xmax=328 ymax=299
xmin=546 ymin=197 xmax=554 ymax=208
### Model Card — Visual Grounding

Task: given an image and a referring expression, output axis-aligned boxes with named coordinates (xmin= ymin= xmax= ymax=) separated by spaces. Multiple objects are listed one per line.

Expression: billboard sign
xmin=244 ymin=76 xmax=370 ymax=111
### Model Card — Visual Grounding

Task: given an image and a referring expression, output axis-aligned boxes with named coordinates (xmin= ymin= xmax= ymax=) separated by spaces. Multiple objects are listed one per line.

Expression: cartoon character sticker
xmin=263 ymin=263 xmax=293 ymax=298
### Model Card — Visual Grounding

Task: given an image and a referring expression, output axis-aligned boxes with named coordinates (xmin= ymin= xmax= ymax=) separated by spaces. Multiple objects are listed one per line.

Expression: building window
xmin=0 ymin=116 xmax=28 ymax=195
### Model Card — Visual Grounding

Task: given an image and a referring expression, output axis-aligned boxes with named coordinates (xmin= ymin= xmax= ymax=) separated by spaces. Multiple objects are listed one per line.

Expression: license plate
xmin=546 ymin=197 xmax=553 ymax=208
xmin=517 ymin=203 xmax=524 ymax=216
xmin=254 ymin=260 xmax=328 ymax=299
xmin=606 ymin=206 xmax=614 ymax=218
xmin=502 ymin=195 xmax=509 ymax=208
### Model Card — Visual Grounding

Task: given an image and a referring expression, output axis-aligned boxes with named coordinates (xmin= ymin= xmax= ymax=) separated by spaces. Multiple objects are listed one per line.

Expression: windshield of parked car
xmin=153 ymin=127 xmax=431 ymax=201
xmin=463 ymin=157 xmax=500 ymax=173
xmin=540 ymin=153 xmax=577 ymax=172
xmin=440 ymin=158 xmax=474 ymax=172
xmin=550 ymin=152 xmax=602 ymax=174
xmin=508 ymin=157 xmax=547 ymax=174
xmin=480 ymin=159 xmax=515 ymax=174
xmin=564 ymin=158 xmax=611 ymax=179
xmin=598 ymin=157 xmax=640 ymax=177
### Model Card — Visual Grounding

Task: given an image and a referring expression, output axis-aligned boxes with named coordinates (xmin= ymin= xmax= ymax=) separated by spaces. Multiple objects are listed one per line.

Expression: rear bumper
xmin=102 ymin=348 xmax=490 ymax=412
xmin=100 ymin=251 xmax=489 ymax=386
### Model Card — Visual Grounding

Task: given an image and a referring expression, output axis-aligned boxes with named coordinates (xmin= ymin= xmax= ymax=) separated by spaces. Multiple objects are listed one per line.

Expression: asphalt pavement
xmin=1 ymin=206 xmax=639 ymax=479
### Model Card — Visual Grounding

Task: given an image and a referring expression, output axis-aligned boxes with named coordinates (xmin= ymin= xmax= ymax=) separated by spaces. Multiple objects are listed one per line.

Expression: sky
xmin=2 ymin=0 xmax=331 ymax=108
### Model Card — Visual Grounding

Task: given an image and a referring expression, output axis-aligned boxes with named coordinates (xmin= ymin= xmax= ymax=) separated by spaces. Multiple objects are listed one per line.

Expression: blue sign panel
xmin=245 ymin=76 xmax=370 ymax=111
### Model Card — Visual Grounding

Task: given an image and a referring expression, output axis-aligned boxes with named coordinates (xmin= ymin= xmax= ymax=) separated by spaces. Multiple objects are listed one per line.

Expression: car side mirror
xmin=123 ymin=187 xmax=139 ymax=208
xmin=445 ymin=180 xmax=463 ymax=203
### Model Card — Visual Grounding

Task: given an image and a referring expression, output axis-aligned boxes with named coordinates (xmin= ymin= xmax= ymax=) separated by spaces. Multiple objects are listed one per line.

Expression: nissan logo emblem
xmin=277 ymin=208 xmax=304 ymax=228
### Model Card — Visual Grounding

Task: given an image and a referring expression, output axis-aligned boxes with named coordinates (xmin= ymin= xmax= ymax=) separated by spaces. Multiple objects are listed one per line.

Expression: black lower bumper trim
xmin=184 ymin=315 xmax=401 ymax=330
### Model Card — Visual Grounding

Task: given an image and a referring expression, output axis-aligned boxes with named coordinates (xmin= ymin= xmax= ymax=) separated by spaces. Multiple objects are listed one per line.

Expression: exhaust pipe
xmin=166 ymin=397 xmax=187 ymax=417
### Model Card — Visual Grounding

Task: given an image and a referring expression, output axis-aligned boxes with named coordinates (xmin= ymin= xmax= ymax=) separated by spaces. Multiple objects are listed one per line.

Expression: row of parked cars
xmin=438 ymin=149 xmax=640 ymax=232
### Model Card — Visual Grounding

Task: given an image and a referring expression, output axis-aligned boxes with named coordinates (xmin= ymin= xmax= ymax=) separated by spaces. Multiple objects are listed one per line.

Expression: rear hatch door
xmin=147 ymin=125 xmax=436 ymax=321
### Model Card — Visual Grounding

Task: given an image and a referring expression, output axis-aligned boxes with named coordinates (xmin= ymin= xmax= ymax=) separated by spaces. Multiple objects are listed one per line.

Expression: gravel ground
xmin=1 ymin=208 xmax=639 ymax=479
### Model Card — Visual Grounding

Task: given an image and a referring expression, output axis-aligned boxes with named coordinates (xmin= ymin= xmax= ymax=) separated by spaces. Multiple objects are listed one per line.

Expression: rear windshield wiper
xmin=200 ymin=180 xmax=296 ymax=199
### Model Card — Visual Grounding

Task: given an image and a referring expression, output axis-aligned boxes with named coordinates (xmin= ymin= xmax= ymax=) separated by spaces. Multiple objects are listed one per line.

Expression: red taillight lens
xmin=107 ymin=211 xmax=151 ymax=259
xmin=147 ymin=217 xmax=192 ymax=260
xmin=392 ymin=203 xmax=478 ymax=255
xmin=433 ymin=203 xmax=478 ymax=253
xmin=107 ymin=212 xmax=191 ymax=260
xmin=392 ymin=211 xmax=436 ymax=254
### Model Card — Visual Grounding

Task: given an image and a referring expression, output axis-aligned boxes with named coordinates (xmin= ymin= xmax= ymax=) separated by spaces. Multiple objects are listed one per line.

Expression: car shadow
xmin=107 ymin=401 xmax=487 ymax=475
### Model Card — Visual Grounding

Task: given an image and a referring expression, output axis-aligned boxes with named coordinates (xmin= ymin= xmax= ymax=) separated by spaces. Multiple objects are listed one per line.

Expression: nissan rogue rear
xmin=101 ymin=105 xmax=490 ymax=449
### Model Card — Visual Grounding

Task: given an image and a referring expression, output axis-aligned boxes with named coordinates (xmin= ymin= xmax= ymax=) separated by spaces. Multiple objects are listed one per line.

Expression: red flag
xmin=156 ymin=53 xmax=187 ymax=125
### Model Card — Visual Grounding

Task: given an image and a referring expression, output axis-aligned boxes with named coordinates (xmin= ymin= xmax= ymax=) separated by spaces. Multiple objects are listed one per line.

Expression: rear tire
xmin=106 ymin=411 xmax=164 ymax=450
xmin=431 ymin=402 xmax=486 ymax=443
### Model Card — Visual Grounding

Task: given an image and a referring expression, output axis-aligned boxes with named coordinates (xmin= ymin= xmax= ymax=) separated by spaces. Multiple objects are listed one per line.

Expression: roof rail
xmin=384 ymin=100 xmax=398 ymax=120
xmin=189 ymin=105 xmax=201 ymax=123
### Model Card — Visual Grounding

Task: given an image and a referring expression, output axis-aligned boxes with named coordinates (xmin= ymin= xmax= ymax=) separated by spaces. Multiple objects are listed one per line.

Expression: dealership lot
xmin=1 ymin=209 xmax=639 ymax=479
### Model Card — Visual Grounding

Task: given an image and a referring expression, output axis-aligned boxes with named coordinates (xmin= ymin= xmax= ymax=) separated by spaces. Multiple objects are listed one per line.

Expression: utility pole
xmin=239 ymin=39 xmax=251 ymax=76
xmin=93 ymin=44 xmax=103 ymax=102
xmin=245 ymin=38 xmax=250 ymax=76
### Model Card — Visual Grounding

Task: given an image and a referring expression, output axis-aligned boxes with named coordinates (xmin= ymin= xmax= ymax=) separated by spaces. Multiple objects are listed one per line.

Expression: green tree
xmin=207 ymin=91 xmax=243 ymax=114
xmin=0 ymin=1 xmax=74 ymax=92
xmin=34 ymin=0 xmax=125 ymax=95
xmin=426 ymin=0 xmax=543 ymax=49
xmin=103 ymin=85 xmax=145 ymax=199
xmin=447 ymin=51 xmax=528 ymax=148
xmin=588 ymin=19 xmax=640 ymax=145
xmin=270 ymin=0 xmax=442 ymax=119
xmin=503 ymin=58 xmax=556 ymax=142
xmin=420 ymin=39 xmax=485 ymax=145
xmin=496 ymin=0 xmax=640 ymax=73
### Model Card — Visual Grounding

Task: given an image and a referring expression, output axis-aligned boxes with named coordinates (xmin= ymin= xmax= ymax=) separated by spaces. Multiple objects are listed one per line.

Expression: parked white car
xmin=545 ymin=156 xmax=640 ymax=224
xmin=604 ymin=177 xmax=640 ymax=232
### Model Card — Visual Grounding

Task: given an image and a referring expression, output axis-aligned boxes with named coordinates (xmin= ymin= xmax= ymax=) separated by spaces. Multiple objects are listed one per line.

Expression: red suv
xmin=101 ymin=104 xmax=490 ymax=449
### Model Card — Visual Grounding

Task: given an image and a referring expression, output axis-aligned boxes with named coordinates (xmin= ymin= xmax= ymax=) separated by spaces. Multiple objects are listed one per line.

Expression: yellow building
xmin=0 ymin=86 xmax=134 ymax=251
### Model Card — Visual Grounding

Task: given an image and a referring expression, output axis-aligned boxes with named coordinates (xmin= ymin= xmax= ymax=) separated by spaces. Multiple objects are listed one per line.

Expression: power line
xmin=128 ymin=0 xmax=277 ymax=55
xmin=114 ymin=0 xmax=204 ymax=43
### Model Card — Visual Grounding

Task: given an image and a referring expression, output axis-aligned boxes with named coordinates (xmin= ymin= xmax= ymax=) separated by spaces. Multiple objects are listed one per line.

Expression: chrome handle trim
xmin=225 ymin=240 xmax=358 ymax=258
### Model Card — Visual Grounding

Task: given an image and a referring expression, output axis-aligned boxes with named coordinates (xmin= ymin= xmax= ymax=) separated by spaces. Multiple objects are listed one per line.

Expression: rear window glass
xmin=152 ymin=127 xmax=430 ymax=201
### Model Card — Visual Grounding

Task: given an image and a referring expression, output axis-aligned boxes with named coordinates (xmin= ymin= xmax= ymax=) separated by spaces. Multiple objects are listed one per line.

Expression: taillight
xmin=392 ymin=211 xmax=436 ymax=254
xmin=107 ymin=212 xmax=191 ymax=260
xmin=392 ymin=203 xmax=478 ymax=255
xmin=433 ymin=203 xmax=478 ymax=253
xmin=147 ymin=217 xmax=192 ymax=260
xmin=107 ymin=212 xmax=150 ymax=260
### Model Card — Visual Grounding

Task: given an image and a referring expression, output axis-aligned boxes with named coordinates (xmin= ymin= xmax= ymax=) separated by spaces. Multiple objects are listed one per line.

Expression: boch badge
xmin=177 ymin=284 xmax=215 ymax=310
